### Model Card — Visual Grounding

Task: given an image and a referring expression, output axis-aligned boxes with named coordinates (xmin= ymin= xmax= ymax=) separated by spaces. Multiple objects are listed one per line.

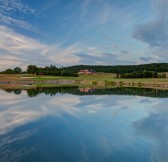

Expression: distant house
xmin=79 ymin=69 xmax=96 ymax=75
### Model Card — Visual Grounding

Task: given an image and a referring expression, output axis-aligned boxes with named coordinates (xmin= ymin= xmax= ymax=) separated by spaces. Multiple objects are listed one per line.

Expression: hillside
xmin=64 ymin=63 xmax=168 ymax=74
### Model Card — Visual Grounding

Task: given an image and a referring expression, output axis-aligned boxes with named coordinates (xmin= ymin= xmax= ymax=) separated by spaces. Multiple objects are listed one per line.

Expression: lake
xmin=0 ymin=87 xmax=168 ymax=162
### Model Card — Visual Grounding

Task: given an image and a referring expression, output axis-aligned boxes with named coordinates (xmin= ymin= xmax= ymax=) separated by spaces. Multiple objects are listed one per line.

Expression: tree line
xmin=1 ymin=63 xmax=168 ymax=77
xmin=63 ymin=63 xmax=168 ymax=74
xmin=26 ymin=65 xmax=78 ymax=76
xmin=120 ymin=70 xmax=166 ymax=78
xmin=1 ymin=67 xmax=22 ymax=74
xmin=0 ymin=65 xmax=78 ymax=77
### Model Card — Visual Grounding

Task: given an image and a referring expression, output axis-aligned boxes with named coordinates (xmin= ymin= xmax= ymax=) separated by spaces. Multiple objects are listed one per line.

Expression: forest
xmin=120 ymin=70 xmax=166 ymax=78
xmin=63 ymin=63 xmax=168 ymax=73
xmin=1 ymin=63 xmax=168 ymax=78
xmin=0 ymin=65 xmax=78 ymax=77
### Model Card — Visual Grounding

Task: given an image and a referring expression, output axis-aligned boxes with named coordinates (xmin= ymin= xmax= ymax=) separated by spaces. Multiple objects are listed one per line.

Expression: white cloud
xmin=0 ymin=0 xmax=36 ymax=14
xmin=0 ymin=0 xmax=37 ymax=31
xmin=48 ymin=43 xmax=81 ymax=65
xmin=80 ymin=0 xmax=91 ymax=20
xmin=0 ymin=25 xmax=82 ymax=70
xmin=0 ymin=24 xmax=143 ymax=70
xmin=133 ymin=0 xmax=168 ymax=62
xmin=0 ymin=13 xmax=37 ymax=31
xmin=0 ymin=25 xmax=136 ymax=70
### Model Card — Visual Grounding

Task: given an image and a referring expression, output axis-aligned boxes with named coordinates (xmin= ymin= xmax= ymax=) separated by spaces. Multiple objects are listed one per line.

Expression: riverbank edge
xmin=1 ymin=79 xmax=168 ymax=90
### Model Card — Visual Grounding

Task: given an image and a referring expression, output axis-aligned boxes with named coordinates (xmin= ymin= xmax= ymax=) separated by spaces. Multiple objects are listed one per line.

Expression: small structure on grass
xmin=79 ymin=69 xmax=96 ymax=75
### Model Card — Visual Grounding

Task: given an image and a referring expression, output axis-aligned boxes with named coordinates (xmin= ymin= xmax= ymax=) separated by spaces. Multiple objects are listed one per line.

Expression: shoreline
xmin=1 ymin=80 xmax=168 ymax=90
xmin=1 ymin=74 xmax=168 ymax=90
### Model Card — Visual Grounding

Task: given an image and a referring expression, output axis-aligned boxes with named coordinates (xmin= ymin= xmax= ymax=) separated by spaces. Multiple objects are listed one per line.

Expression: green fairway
xmin=0 ymin=73 xmax=168 ymax=90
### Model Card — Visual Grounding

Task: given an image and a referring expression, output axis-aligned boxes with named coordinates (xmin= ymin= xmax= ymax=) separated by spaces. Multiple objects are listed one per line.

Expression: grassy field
xmin=0 ymin=73 xmax=168 ymax=82
xmin=0 ymin=73 xmax=168 ymax=89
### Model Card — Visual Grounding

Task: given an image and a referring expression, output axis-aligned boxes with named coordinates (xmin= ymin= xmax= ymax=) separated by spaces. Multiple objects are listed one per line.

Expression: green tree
xmin=27 ymin=65 xmax=38 ymax=74
xmin=4 ymin=69 xmax=14 ymax=74
xmin=14 ymin=67 xmax=22 ymax=74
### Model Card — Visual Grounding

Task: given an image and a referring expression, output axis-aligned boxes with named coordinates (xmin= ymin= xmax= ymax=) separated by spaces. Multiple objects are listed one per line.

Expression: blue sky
xmin=0 ymin=0 xmax=167 ymax=70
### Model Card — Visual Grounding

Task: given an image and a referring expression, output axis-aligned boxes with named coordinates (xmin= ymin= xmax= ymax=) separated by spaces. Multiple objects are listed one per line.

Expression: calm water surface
xmin=0 ymin=87 xmax=168 ymax=162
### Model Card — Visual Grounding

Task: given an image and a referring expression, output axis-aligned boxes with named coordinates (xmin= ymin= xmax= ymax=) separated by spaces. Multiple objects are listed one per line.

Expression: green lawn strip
xmin=1 ymin=74 xmax=168 ymax=86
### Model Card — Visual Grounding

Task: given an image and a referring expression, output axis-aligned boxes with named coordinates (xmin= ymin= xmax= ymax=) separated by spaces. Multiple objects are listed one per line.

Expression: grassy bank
xmin=0 ymin=73 xmax=168 ymax=89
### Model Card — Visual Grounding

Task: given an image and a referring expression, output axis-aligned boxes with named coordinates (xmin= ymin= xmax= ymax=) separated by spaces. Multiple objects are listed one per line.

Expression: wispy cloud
xmin=133 ymin=0 xmax=168 ymax=62
xmin=0 ymin=24 xmax=137 ymax=70
xmin=40 ymin=0 xmax=60 ymax=11
xmin=80 ymin=0 xmax=91 ymax=20
xmin=0 ymin=0 xmax=156 ymax=68
xmin=0 ymin=25 xmax=82 ymax=69
xmin=75 ymin=52 xmax=134 ymax=65
xmin=0 ymin=0 xmax=37 ymax=31
xmin=0 ymin=0 xmax=36 ymax=14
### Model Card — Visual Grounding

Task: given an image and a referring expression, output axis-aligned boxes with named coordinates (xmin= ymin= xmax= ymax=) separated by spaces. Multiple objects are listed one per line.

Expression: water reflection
xmin=0 ymin=87 xmax=168 ymax=162
xmin=79 ymin=87 xmax=96 ymax=93
xmin=2 ymin=86 xmax=168 ymax=98
xmin=133 ymin=98 xmax=168 ymax=162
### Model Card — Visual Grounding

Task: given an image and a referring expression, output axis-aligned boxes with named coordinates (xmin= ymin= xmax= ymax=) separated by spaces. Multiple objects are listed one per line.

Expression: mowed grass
xmin=0 ymin=73 xmax=168 ymax=85
xmin=78 ymin=73 xmax=168 ymax=85
xmin=0 ymin=74 xmax=23 ymax=80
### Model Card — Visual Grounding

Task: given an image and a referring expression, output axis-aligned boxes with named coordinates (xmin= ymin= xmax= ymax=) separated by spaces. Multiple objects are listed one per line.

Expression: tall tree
xmin=14 ymin=67 xmax=22 ymax=74
xmin=27 ymin=65 xmax=38 ymax=74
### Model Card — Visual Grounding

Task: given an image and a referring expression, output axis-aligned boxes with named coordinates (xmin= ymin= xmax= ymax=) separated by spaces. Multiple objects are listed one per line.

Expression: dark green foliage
xmin=120 ymin=70 xmax=159 ymax=78
xmin=1 ymin=63 xmax=168 ymax=76
xmin=0 ymin=64 xmax=77 ymax=76
xmin=1 ymin=67 xmax=22 ymax=74
xmin=60 ymin=70 xmax=78 ymax=77
xmin=13 ymin=67 xmax=22 ymax=74
xmin=3 ymin=87 xmax=168 ymax=98
xmin=27 ymin=65 xmax=38 ymax=74
xmin=26 ymin=64 xmax=78 ymax=77
xmin=63 ymin=63 xmax=168 ymax=74
xmin=3 ymin=69 xmax=14 ymax=74
xmin=42 ymin=65 xmax=60 ymax=76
